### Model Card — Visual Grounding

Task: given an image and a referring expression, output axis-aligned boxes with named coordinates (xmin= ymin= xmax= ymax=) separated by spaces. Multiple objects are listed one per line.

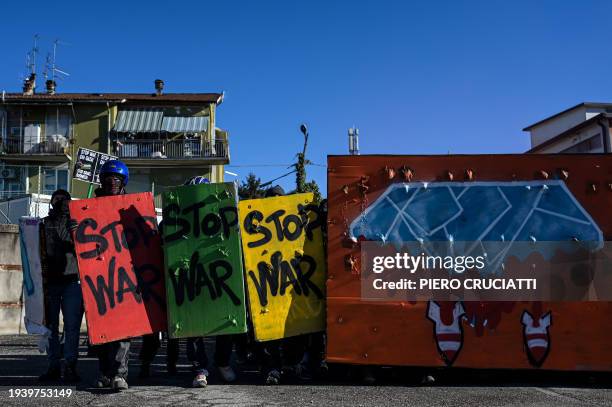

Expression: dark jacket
xmin=41 ymin=210 xmax=78 ymax=283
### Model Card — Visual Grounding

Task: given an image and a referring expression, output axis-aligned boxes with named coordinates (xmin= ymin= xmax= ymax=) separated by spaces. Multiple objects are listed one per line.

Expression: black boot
xmin=63 ymin=363 xmax=81 ymax=383
xmin=139 ymin=362 xmax=151 ymax=378
xmin=39 ymin=366 xmax=61 ymax=382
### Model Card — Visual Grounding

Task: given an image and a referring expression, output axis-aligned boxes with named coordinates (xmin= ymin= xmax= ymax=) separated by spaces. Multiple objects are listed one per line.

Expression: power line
xmin=226 ymin=164 xmax=292 ymax=168
xmin=226 ymin=163 xmax=327 ymax=168
xmin=261 ymin=170 xmax=297 ymax=187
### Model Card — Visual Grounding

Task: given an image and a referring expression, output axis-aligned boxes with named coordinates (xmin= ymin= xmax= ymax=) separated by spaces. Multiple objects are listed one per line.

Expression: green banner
xmin=162 ymin=182 xmax=247 ymax=338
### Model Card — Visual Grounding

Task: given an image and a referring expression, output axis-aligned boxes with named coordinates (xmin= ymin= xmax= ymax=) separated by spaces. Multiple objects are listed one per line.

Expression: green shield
xmin=162 ymin=182 xmax=247 ymax=338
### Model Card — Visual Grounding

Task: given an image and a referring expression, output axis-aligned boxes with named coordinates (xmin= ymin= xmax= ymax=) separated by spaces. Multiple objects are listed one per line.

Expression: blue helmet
xmin=184 ymin=176 xmax=210 ymax=185
xmin=99 ymin=160 xmax=129 ymax=185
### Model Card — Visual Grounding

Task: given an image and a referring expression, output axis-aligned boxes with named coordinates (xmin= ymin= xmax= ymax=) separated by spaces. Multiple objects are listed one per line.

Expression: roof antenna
xmin=45 ymin=39 xmax=70 ymax=81
xmin=28 ymin=34 xmax=39 ymax=77
xmin=44 ymin=39 xmax=71 ymax=94
xmin=21 ymin=34 xmax=39 ymax=95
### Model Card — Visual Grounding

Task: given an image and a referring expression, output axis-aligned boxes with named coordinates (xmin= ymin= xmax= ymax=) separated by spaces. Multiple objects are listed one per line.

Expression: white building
xmin=523 ymin=102 xmax=612 ymax=153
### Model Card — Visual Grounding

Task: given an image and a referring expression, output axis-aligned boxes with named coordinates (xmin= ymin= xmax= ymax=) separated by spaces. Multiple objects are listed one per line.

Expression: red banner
xmin=69 ymin=193 xmax=166 ymax=344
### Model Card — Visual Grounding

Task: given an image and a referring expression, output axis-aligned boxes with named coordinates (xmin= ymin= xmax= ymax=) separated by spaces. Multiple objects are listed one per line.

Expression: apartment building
xmin=0 ymin=78 xmax=228 ymax=205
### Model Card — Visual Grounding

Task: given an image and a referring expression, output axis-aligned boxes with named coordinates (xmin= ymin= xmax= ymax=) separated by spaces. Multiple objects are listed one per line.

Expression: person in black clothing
xmin=253 ymin=185 xmax=301 ymax=385
xmin=39 ymin=189 xmax=84 ymax=383
xmin=139 ymin=333 xmax=179 ymax=377
xmin=90 ymin=160 xmax=132 ymax=392
xmin=140 ymin=175 xmax=237 ymax=387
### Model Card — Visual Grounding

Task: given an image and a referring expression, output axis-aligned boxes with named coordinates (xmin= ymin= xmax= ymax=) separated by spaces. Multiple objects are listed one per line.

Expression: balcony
xmin=114 ymin=139 xmax=229 ymax=166
xmin=1 ymin=136 xmax=69 ymax=155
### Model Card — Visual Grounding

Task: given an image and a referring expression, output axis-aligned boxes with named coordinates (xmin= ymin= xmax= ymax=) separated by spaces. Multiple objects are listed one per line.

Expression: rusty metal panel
xmin=327 ymin=154 xmax=612 ymax=371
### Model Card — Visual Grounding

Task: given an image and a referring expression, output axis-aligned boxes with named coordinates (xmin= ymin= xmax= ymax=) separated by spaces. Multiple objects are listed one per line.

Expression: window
xmin=0 ymin=165 xmax=26 ymax=199
xmin=42 ymin=167 xmax=69 ymax=195
xmin=45 ymin=109 xmax=71 ymax=138
xmin=561 ymin=134 xmax=603 ymax=153
xmin=0 ymin=109 xmax=5 ymax=141
xmin=2 ymin=107 xmax=71 ymax=154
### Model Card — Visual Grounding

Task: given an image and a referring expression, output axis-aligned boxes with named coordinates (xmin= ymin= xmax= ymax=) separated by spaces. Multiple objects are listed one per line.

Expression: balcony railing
xmin=0 ymin=136 xmax=69 ymax=155
xmin=0 ymin=190 xmax=29 ymax=201
xmin=115 ymin=139 xmax=228 ymax=160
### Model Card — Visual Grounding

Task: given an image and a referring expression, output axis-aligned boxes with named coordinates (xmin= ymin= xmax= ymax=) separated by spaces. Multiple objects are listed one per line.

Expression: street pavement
xmin=1 ymin=334 xmax=611 ymax=406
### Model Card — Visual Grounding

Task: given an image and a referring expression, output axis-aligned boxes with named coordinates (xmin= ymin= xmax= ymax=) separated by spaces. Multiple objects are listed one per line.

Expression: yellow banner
xmin=238 ymin=193 xmax=326 ymax=341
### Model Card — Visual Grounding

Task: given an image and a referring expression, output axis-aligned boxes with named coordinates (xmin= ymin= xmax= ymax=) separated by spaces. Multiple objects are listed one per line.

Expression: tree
xmin=295 ymin=152 xmax=307 ymax=193
xmin=293 ymin=123 xmax=323 ymax=202
xmin=238 ymin=172 xmax=265 ymax=199
xmin=303 ymin=180 xmax=322 ymax=203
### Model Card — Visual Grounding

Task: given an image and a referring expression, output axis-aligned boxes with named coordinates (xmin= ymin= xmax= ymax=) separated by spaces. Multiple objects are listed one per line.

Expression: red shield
xmin=70 ymin=193 xmax=166 ymax=344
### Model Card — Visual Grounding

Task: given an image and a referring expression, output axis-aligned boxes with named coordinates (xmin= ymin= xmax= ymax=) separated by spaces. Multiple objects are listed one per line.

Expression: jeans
xmin=95 ymin=340 xmax=131 ymax=379
xmin=187 ymin=336 xmax=233 ymax=369
xmin=140 ymin=333 xmax=179 ymax=367
xmin=256 ymin=336 xmax=308 ymax=372
xmin=45 ymin=280 xmax=84 ymax=369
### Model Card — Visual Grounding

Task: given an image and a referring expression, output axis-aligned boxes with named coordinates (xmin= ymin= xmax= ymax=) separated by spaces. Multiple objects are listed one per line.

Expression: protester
xmin=188 ymin=336 xmax=236 ymax=387
xmin=184 ymin=176 xmax=238 ymax=387
xmin=140 ymin=175 xmax=237 ymax=387
xmin=139 ymin=333 xmax=179 ymax=377
xmin=299 ymin=199 xmax=329 ymax=380
xmin=251 ymin=185 xmax=316 ymax=384
xmin=38 ymin=189 xmax=84 ymax=383
xmin=91 ymin=159 xmax=132 ymax=391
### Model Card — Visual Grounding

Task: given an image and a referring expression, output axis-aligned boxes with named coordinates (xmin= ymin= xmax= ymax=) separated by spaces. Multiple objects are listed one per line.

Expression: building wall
xmin=533 ymin=122 xmax=606 ymax=153
xmin=129 ymin=166 xmax=214 ymax=206
xmin=69 ymin=104 xmax=114 ymax=198
xmin=529 ymin=106 xmax=611 ymax=149
xmin=529 ymin=106 xmax=588 ymax=147
xmin=8 ymin=102 xmax=225 ymax=202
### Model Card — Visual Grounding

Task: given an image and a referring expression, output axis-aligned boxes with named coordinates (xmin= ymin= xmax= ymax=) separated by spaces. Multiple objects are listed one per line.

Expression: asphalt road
xmin=1 ymin=334 xmax=611 ymax=406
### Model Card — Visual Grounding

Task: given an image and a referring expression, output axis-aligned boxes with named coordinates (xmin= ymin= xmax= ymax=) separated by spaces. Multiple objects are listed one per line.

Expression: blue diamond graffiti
xmin=349 ymin=180 xmax=602 ymax=367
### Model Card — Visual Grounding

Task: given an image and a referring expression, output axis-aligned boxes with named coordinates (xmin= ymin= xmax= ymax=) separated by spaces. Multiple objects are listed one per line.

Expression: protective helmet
xmin=265 ymin=185 xmax=285 ymax=197
xmin=99 ymin=160 xmax=129 ymax=185
xmin=184 ymin=176 xmax=210 ymax=185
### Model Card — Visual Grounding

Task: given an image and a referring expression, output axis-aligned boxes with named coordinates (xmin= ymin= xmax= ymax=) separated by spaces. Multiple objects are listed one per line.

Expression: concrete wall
xmin=0 ymin=224 xmax=23 ymax=334
xmin=0 ymin=222 xmax=88 ymax=334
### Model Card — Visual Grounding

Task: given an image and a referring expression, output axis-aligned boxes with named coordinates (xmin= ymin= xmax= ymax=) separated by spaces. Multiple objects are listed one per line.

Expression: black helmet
xmin=265 ymin=185 xmax=285 ymax=197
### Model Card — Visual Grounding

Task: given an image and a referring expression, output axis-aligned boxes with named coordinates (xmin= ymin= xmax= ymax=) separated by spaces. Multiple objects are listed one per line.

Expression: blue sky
xmin=2 ymin=1 xmax=612 ymax=194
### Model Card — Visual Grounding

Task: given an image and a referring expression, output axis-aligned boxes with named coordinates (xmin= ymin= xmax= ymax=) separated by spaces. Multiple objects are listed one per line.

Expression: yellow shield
xmin=238 ymin=193 xmax=326 ymax=341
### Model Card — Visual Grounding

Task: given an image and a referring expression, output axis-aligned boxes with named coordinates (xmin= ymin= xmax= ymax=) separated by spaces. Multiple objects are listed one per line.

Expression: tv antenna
xmin=44 ymin=39 xmax=70 ymax=82
xmin=24 ymin=34 xmax=39 ymax=77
